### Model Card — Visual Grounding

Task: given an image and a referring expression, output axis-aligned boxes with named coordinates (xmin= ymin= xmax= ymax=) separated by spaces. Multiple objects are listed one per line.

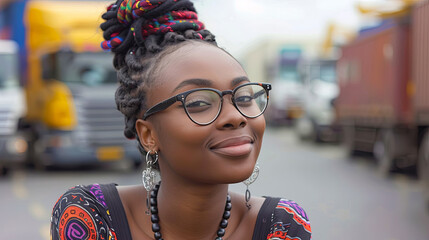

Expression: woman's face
xmin=137 ymin=42 xmax=266 ymax=184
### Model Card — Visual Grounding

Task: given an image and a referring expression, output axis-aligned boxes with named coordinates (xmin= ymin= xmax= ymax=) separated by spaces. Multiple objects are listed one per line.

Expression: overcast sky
xmin=193 ymin=0 xmax=404 ymax=57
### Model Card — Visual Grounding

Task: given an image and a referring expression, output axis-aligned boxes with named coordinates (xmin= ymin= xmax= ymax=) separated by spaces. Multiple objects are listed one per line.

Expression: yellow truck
xmin=21 ymin=1 xmax=140 ymax=168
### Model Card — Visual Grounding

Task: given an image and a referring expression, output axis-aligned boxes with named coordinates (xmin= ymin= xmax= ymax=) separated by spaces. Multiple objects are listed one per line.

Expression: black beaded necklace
xmin=149 ymin=183 xmax=232 ymax=240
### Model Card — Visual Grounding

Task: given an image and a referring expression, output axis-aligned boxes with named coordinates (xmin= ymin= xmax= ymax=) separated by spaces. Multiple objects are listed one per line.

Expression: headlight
xmin=6 ymin=136 xmax=28 ymax=154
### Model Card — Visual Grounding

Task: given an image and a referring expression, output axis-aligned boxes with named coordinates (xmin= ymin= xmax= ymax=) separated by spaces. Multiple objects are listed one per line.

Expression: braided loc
xmin=100 ymin=0 xmax=216 ymax=159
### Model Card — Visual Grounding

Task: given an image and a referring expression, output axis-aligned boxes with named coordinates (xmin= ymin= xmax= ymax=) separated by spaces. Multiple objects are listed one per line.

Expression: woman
xmin=50 ymin=0 xmax=312 ymax=239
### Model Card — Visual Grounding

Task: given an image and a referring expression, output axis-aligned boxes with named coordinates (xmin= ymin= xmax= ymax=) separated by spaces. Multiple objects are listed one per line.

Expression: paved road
xmin=1 ymin=127 xmax=428 ymax=240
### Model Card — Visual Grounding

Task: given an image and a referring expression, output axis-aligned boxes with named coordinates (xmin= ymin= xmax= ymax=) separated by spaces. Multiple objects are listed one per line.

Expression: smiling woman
xmin=50 ymin=1 xmax=311 ymax=240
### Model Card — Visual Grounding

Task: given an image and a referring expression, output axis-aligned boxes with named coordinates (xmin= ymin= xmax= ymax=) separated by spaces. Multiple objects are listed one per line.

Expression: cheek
xmin=155 ymin=116 xmax=217 ymax=181
xmin=153 ymin=113 xmax=209 ymax=160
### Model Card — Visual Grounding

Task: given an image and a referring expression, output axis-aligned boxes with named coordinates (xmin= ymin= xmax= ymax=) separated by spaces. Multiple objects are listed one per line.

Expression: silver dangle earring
xmin=243 ymin=163 xmax=260 ymax=210
xmin=142 ymin=150 xmax=158 ymax=215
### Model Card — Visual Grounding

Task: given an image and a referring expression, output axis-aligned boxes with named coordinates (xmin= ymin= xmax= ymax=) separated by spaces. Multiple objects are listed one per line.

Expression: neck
xmin=155 ymin=176 xmax=230 ymax=240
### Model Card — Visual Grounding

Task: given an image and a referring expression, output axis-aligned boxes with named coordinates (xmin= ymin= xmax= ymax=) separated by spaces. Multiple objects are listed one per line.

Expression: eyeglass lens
xmin=184 ymin=84 xmax=268 ymax=125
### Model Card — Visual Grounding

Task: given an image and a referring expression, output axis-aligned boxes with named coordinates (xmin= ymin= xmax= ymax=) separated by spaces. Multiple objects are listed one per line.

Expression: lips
xmin=209 ymin=136 xmax=254 ymax=157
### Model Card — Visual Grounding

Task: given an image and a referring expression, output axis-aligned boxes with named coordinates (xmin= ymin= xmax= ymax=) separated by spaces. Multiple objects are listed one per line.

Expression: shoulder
xmin=259 ymin=197 xmax=312 ymax=240
xmin=50 ymin=184 xmax=118 ymax=240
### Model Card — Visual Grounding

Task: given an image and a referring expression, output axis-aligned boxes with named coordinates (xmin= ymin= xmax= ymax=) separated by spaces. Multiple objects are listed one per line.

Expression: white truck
xmin=0 ymin=40 xmax=27 ymax=175
xmin=295 ymin=58 xmax=340 ymax=142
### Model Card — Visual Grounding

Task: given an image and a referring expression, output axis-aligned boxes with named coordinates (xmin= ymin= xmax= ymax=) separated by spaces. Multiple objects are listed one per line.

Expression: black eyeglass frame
xmin=142 ymin=82 xmax=272 ymax=126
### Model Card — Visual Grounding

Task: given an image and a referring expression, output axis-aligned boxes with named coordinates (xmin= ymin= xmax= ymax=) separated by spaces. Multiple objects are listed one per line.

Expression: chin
xmin=224 ymin=161 xmax=257 ymax=184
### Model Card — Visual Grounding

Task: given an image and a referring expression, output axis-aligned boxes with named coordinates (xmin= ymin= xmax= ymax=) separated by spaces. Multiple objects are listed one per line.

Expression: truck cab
xmin=0 ymin=40 xmax=27 ymax=175
xmin=22 ymin=1 xmax=140 ymax=168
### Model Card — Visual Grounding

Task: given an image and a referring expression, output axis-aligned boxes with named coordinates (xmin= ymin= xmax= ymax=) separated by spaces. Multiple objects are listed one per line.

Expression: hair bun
xmin=100 ymin=0 xmax=205 ymax=52
xmin=117 ymin=0 xmax=196 ymax=24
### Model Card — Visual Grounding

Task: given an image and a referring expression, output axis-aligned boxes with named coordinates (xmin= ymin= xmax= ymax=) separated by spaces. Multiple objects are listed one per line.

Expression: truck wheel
xmin=313 ymin=125 xmax=325 ymax=143
xmin=26 ymin=138 xmax=48 ymax=171
xmin=33 ymin=143 xmax=48 ymax=171
xmin=418 ymin=130 xmax=429 ymax=208
xmin=343 ymin=125 xmax=357 ymax=156
xmin=374 ymin=129 xmax=396 ymax=175
xmin=0 ymin=163 xmax=9 ymax=176
xmin=26 ymin=139 xmax=37 ymax=169
xmin=295 ymin=116 xmax=314 ymax=141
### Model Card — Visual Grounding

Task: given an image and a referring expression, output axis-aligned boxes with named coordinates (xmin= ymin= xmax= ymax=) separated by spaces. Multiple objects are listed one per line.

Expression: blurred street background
xmin=1 ymin=0 xmax=429 ymax=239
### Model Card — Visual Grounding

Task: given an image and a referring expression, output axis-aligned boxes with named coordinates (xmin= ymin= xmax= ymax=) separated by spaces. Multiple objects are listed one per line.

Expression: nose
xmin=214 ymin=94 xmax=247 ymax=129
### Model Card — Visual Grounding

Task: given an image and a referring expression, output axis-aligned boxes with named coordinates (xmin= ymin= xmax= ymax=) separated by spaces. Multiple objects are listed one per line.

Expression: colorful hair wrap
xmin=117 ymin=0 xmax=163 ymax=25
xmin=139 ymin=11 xmax=204 ymax=38
xmin=101 ymin=0 xmax=205 ymax=51
xmin=101 ymin=32 xmax=124 ymax=50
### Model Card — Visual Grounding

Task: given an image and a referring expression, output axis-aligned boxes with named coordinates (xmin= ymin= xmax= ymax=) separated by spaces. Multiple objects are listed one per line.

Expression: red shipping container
xmin=335 ymin=0 xmax=429 ymax=206
xmin=336 ymin=15 xmax=418 ymax=175
xmin=337 ymin=17 xmax=412 ymax=126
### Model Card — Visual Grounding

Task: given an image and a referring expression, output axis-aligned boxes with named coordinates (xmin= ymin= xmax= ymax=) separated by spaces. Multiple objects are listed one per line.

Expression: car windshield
xmin=310 ymin=63 xmax=336 ymax=83
xmin=279 ymin=65 xmax=301 ymax=82
xmin=0 ymin=53 xmax=19 ymax=89
xmin=57 ymin=52 xmax=116 ymax=87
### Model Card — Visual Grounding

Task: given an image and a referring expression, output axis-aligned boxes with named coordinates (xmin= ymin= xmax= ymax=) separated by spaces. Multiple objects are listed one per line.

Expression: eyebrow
xmin=173 ymin=76 xmax=250 ymax=93
xmin=231 ymin=76 xmax=250 ymax=87
xmin=173 ymin=78 xmax=213 ymax=92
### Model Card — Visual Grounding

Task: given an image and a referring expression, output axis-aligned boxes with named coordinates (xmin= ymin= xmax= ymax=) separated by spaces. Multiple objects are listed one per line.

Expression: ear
xmin=135 ymin=119 xmax=159 ymax=152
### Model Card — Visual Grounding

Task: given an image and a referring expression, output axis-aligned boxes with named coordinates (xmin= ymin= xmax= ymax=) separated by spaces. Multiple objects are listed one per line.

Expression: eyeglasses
xmin=142 ymin=82 xmax=272 ymax=125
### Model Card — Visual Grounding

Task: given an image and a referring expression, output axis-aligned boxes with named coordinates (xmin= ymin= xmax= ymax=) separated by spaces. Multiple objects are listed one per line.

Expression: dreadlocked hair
xmin=100 ymin=0 xmax=217 ymax=159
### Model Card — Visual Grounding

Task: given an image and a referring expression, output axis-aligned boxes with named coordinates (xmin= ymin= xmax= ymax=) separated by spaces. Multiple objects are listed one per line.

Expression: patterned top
xmin=50 ymin=184 xmax=311 ymax=240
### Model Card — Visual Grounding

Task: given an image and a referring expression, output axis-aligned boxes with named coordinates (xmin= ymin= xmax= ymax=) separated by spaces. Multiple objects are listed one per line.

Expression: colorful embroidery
xmin=267 ymin=199 xmax=312 ymax=240
xmin=51 ymin=185 xmax=117 ymax=240
xmin=59 ymin=205 xmax=96 ymax=240
xmin=267 ymin=222 xmax=291 ymax=240
xmin=90 ymin=184 xmax=107 ymax=207
xmin=277 ymin=199 xmax=311 ymax=233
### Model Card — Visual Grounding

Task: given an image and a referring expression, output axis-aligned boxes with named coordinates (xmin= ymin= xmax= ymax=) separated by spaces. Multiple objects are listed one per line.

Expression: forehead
xmin=154 ymin=42 xmax=247 ymax=92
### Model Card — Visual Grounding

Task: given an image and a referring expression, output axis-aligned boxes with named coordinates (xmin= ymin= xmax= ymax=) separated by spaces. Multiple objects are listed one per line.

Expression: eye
xmin=235 ymin=95 xmax=254 ymax=107
xmin=184 ymin=90 xmax=219 ymax=113
xmin=185 ymin=100 xmax=213 ymax=114
xmin=235 ymin=95 xmax=253 ymax=103
xmin=186 ymin=100 xmax=211 ymax=108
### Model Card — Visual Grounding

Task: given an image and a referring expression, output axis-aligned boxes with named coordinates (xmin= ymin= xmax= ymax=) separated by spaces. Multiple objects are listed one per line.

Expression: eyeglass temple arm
xmin=142 ymin=96 xmax=179 ymax=120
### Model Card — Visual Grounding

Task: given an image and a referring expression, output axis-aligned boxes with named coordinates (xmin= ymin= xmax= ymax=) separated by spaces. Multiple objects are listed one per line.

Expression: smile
xmin=209 ymin=136 xmax=254 ymax=157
